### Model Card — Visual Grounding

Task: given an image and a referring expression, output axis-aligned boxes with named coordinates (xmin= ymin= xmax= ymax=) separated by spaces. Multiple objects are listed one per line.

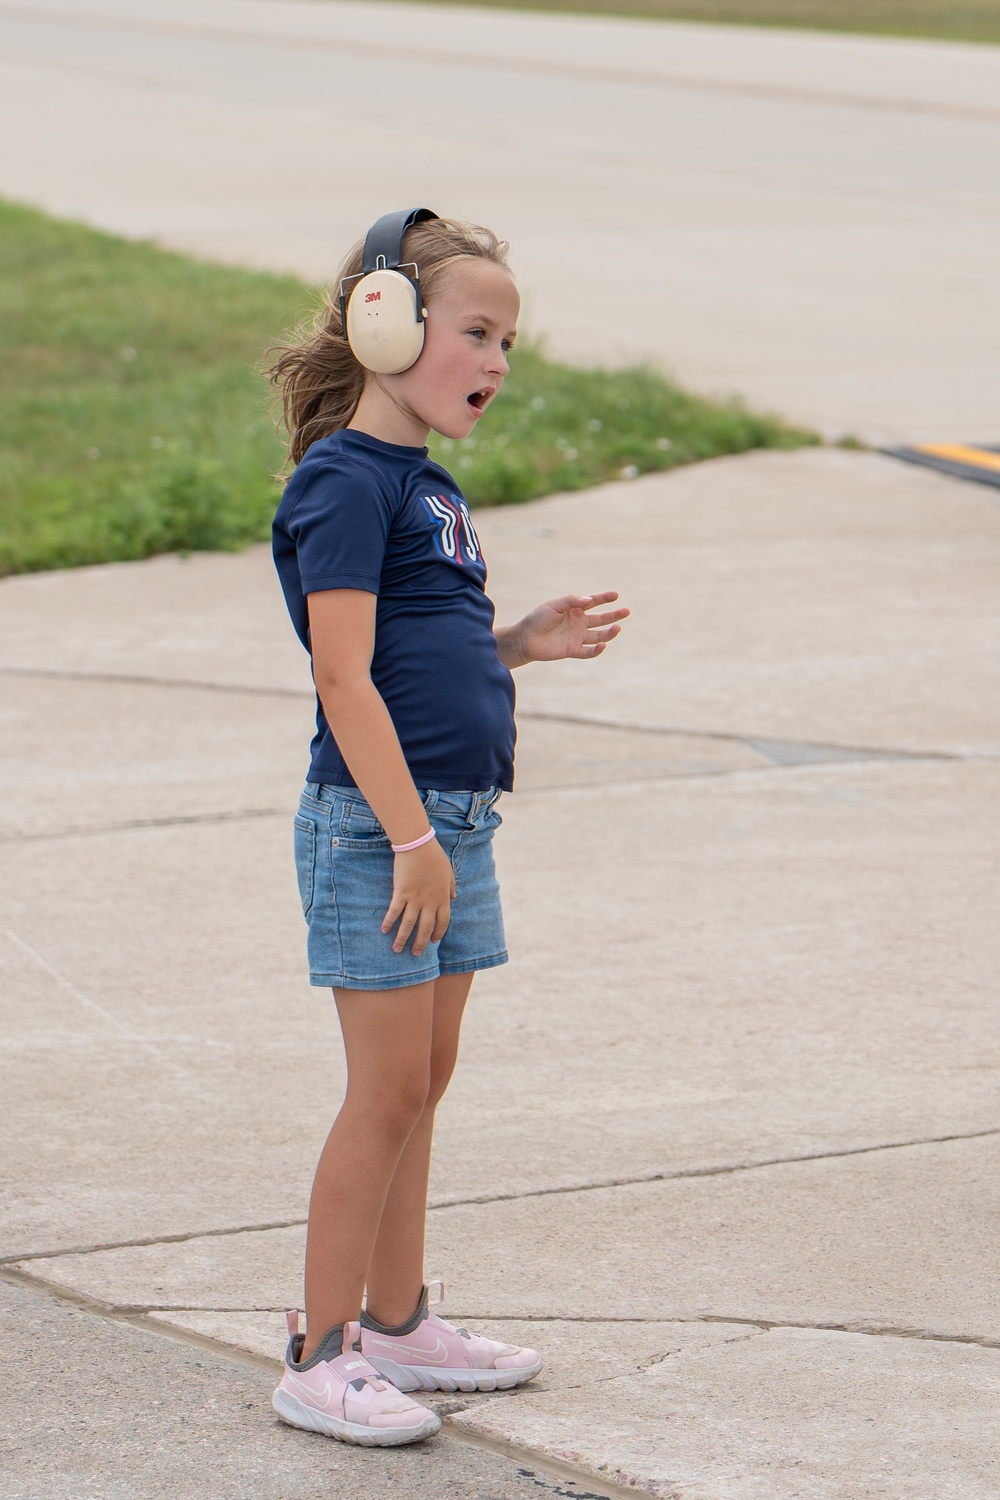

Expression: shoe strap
xmin=426 ymin=1278 xmax=445 ymax=1308
xmin=286 ymin=1309 xmax=300 ymax=1337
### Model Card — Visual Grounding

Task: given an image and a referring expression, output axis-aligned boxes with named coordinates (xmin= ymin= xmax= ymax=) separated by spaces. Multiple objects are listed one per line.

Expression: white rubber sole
xmin=368 ymin=1355 xmax=543 ymax=1394
xmin=272 ymin=1386 xmax=441 ymax=1446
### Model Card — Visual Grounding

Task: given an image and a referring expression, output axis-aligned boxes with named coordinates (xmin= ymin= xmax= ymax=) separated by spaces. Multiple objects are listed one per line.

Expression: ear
xmin=344 ymin=269 xmax=427 ymax=374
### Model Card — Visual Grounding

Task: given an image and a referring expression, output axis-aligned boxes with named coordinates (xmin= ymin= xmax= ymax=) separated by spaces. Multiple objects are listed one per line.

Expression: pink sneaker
xmin=272 ymin=1312 xmax=441 ymax=1446
xmin=361 ymin=1281 xmax=543 ymax=1394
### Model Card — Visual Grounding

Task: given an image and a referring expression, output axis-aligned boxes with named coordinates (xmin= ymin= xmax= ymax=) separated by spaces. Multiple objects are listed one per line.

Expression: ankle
xmin=296 ymin=1317 xmax=361 ymax=1366
xmin=363 ymin=1285 xmax=427 ymax=1335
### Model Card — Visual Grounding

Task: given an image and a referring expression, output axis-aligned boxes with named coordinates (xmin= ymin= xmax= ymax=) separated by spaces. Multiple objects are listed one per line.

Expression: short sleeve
xmin=286 ymin=458 xmax=396 ymax=596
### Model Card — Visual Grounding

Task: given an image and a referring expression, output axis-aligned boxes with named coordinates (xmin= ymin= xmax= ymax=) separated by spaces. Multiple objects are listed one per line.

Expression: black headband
xmin=362 ymin=208 xmax=440 ymax=274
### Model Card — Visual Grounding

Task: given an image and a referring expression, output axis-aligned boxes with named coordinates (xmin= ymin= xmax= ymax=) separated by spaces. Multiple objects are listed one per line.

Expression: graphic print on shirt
xmin=421 ymin=493 xmax=483 ymax=569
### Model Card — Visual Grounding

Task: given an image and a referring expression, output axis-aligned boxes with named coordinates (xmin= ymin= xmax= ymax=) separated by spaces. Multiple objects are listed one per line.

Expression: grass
xmin=363 ymin=0 xmax=1000 ymax=44
xmin=0 ymin=198 xmax=815 ymax=577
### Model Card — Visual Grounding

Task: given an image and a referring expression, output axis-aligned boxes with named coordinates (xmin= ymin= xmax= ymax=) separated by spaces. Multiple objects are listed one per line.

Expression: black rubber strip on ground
xmin=883 ymin=443 xmax=1000 ymax=490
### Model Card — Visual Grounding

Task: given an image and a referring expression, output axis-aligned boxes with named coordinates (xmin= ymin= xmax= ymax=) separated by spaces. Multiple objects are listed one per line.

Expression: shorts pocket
xmin=293 ymin=815 xmax=317 ymax=918
xmin=337 ymin=798 xmax=391 ymax=849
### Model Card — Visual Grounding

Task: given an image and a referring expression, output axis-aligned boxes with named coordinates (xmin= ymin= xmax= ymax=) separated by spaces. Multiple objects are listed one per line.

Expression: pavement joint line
xmin=6 ymin=1125 xmax=996 ymax=1269
xmin=0 ymin=664 xmax=311 ymax=699
xmin=454 ymin=1313 xmax=1000 ymax=1354
xmin=692 ymin=1314 xmax=1000 ymax=1352
xmin=0 ymin=760 xmax=928 ymax=846
xmin=0 ymin=1265 xmax=642 ymax=1500
xmin=5 ymin=748 xmax=995 ymax=846
xmin=518 ymin=708 xmax=963 ymax=764
xmin=0 ymin=806 xmax=287 ymax=844
xmin=427 ymin=1125 xmax=1000 ymax=1209
xmin=0 ymin=663 xmax=976 ymax=765
xmin=2 ymin=2 xmax=998 ymax=128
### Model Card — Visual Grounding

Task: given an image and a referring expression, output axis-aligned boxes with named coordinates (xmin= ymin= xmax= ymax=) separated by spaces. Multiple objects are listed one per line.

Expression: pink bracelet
xmin=391 ymin=828 xmax=436 ymax=853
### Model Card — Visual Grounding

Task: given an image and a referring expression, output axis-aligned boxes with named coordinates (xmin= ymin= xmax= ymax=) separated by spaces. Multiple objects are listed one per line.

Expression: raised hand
xmin=508 ymin=591 xmax=629 ymax=666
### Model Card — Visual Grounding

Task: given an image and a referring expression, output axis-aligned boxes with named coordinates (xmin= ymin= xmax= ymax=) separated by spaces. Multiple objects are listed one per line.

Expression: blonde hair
xmin=267 ymin=216 xmax=512 ymax=467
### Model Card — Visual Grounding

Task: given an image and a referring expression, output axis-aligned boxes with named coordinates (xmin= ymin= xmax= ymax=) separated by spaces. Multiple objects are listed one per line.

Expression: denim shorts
xmin=293 ymin=783 xmax=508 ymax=991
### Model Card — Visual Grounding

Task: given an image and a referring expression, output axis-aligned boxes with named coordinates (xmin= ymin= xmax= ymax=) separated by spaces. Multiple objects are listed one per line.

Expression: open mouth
xmin=467 ymin=388 xmax=492 ymax=411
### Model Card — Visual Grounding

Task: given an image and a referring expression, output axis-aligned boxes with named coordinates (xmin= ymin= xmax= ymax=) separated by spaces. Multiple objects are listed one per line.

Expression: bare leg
xmin=300 ymin=981 xmax=435 ymax=1361
xmin=365 ymin=972 xmax=475 ymax=1327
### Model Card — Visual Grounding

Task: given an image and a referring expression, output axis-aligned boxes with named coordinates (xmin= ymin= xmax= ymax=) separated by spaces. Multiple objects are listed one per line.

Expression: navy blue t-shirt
xmin=272 ymin=429 xmax=516 ymax=792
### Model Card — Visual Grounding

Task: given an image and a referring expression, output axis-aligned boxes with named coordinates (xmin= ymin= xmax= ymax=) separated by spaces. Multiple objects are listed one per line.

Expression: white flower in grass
xmin=150 ymin=435 xmax=164 ymax=449
xmin=87 ymin=447 xmax=101 ymax=460
xmin=121 ymin=346 xmax=137 ymax=362
xmin=619 ymin=464 xmax=639 ymax=480
xmin=587 ymin=418 xmax=602 ymax=432
xmin=530 ymin=396 xmax=546 ymax=410
xmin=656 ymin=437 xmax=673 ymax=451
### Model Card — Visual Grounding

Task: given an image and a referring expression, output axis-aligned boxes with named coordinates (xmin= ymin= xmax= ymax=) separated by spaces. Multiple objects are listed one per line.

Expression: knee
xmin=366 ymin=1072 xmax=431 ymax=1138
xmin=425 ymin=1050 xmax=459 ymax=1112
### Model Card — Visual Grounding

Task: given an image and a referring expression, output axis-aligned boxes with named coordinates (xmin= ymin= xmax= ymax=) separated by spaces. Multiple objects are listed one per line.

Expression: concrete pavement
xmin=1 ymin=0 xmax=1000 ymax=441
xmin=2 ymin=1 xmax=1000 ymax=1492
xmin=3 ymin=448 xmax=999 ymax=1496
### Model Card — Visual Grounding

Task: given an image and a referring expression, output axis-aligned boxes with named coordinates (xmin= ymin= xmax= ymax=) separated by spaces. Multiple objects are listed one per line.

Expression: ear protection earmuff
xmin=340 ymin=208 xmax=440 ymax=374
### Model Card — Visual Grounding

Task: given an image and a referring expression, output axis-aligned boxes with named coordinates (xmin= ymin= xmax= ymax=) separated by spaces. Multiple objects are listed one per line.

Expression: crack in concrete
xmin=4 ymin=1125 xmax=995 ymax=1268
xmin=637 ymin=1327 xmax=767 ymax=1372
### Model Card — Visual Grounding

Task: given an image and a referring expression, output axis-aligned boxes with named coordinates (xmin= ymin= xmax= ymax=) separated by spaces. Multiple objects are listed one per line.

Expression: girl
xmin=268 ymin=210 xmax=628 ymax=1447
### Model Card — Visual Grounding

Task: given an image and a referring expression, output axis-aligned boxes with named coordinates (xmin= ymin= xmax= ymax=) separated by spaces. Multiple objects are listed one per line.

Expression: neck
xmin=348 ymin=379 xmax=429 ymax=448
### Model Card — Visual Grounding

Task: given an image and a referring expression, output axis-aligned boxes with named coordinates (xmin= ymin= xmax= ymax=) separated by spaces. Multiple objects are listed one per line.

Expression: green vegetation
xmin=0 ymin=199 xmax=308 ymax=577
xmin=428 ymin=349 xmax=811 ymax=507
xmin=0 ymin=198 xmax=814 ymax=577
xmin=374 ymin=0 xmax=1000 ymax=44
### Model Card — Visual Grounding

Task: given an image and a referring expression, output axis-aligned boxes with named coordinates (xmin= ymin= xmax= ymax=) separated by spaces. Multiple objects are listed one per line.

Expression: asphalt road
xmin=1 ymin=0 xmax=999 ymax=440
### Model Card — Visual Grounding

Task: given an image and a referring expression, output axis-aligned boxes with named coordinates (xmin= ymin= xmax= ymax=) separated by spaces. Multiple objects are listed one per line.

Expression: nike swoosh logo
xmin=285 ymin=1371 xmax=333 ymax=1407
xmin=376 ymin=1336 xmax=454 ymax=1366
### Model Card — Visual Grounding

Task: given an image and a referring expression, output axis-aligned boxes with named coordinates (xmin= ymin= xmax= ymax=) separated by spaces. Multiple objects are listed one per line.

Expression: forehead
xmin=436 ymin=259 xmax=519 ymax=320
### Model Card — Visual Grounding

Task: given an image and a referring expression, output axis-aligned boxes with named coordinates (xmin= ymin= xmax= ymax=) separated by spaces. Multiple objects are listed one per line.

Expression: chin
xmin=437 ymin=417 xmax=478 ymax=442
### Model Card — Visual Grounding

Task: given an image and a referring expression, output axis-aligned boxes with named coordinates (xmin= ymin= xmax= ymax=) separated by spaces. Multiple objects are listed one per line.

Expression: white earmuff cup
xmin=346 ymin=268 xmax=426 ymax=374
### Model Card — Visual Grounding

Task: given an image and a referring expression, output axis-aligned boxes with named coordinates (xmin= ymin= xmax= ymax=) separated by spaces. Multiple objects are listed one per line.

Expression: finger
xmin=381 ymin=894 xmax=405 ymax=934
xmin=392 ymin=901 xmax=420 ymax=954
xmin=431 ymin=902 xmax=452 ymax=944
xmin=410 ymin=907 xmax=438 ymax=957
xmin=547 ymin=593 xmax=594 ymax=614
xmin=585 ymin=624 xmax=622 ymax=644
xmin=584 ymin=607 xmax=630 ymax=626
xmin=579 ymin=590 xmax=620 ymax=606
xmin=575 ymin=642 xmax=606 ymax=659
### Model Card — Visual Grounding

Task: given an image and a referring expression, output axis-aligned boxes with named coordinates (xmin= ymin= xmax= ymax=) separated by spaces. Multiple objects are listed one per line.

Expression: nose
xmin=487 ymin=343 xmax=510 ymax=379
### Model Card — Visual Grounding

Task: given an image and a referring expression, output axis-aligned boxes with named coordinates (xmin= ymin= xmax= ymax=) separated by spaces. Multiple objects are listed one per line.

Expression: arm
xmin=494 ymin=591 xmax=630 ymax=669
xmin=308 ymin=588 xmax=454 ymax=956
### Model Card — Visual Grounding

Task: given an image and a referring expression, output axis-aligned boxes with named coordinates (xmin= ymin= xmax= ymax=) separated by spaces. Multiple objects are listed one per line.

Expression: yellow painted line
xmin=916 ymin=443 xmax=1000 ymax=476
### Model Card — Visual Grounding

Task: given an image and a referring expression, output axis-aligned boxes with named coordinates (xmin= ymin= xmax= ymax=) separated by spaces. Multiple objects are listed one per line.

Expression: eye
xmin=467 ymin=328 xmax=485 ymax=340
xmin=501 ymin=339 xmax=512 ymax=354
